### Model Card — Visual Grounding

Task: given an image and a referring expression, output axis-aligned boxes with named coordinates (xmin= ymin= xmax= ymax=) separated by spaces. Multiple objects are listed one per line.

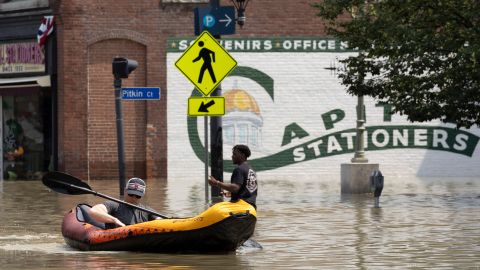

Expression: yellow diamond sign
xmin=175 ymin=31 xmax=237 ymax=96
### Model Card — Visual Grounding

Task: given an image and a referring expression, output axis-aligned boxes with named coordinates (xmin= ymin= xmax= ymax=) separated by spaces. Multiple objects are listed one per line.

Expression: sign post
xmin=175 ymin=29 xmax=237 ymax=202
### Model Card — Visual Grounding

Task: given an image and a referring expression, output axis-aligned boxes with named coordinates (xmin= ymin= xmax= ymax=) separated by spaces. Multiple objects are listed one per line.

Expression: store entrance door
xmin=2 ymin=89 xmax=51 ymax=180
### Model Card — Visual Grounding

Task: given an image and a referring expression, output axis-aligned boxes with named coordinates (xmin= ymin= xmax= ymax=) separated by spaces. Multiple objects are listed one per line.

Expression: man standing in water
xmin=209 ymin=144 xmax=258 ymax=209
xmin=193 ymin=41 xmax=216 ymax=84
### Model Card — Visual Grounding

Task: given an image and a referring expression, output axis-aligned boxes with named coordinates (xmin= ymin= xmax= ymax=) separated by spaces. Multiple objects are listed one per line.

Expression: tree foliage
xmin=313 ymin=0 xmax=480 ymax=128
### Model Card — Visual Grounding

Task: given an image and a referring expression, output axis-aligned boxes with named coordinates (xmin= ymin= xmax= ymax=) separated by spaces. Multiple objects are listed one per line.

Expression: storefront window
xmin=2 ymin=92 xmax=48 ymax=180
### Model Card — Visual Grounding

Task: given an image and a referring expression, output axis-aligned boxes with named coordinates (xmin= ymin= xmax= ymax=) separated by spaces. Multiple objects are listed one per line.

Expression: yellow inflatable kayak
xmin=61 ymin=200 xmax=257 ymax=252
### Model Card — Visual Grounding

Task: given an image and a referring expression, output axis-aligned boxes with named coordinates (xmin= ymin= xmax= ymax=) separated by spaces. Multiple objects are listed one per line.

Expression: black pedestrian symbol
xmin=192 ymin=41 xmax=216 ymax=84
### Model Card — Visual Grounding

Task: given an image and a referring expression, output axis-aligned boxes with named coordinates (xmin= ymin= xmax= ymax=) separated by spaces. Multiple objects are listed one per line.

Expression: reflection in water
xmin=0 ymin=177 xmax=480 ymax=269
xmin=67 ymin=253 xmax=248 ymax=270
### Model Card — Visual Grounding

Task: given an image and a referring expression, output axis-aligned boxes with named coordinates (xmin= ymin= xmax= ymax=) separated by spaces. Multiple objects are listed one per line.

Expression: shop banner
xmin=0 ymin=41 xmax=45 ymax=74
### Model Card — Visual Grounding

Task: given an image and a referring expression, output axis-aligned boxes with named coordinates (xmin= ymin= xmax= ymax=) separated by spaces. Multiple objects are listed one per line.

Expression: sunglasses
xmin=128 ymin=194 xmax=142 ymax=199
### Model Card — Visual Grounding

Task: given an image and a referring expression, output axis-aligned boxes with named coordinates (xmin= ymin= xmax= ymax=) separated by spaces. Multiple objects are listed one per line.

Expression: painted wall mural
xmin=167 ymin=37 xmax=480 ymax=181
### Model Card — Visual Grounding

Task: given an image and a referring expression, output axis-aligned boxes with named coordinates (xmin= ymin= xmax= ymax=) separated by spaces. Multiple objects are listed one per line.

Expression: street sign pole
xmin=176 ymin=5 xmax=237 ymax=203
xmin=210 ymin=84 xmax=223 ymax=200
xmin=209 ymin=0 xmax=223 ymax=201
xmin=204 ymin=116 xmax=209 ymax=204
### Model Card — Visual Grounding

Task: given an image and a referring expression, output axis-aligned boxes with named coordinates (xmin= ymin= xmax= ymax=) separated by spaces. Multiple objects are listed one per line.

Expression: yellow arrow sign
xmin=188 ymin=97 xmax=225 ymax=116
xmin=175 ymin=31 xmax=237 ymax=96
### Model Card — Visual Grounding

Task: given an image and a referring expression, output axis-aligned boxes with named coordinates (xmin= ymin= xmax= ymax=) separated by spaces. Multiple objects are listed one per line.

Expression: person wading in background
xmin=209 ymin=144 xmax=258 ymax=209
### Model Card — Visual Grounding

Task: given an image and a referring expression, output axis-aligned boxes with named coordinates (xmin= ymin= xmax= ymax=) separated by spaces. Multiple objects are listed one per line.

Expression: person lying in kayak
xmin=89 ymin=177 xmax=161 ymax=228
xmin=208 ymin=144 xmax=258 ymax=209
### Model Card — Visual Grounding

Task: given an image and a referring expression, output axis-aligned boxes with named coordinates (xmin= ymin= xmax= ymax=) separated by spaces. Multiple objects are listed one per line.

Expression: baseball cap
xmin=126 ymin=177 xmax=146 ymax=197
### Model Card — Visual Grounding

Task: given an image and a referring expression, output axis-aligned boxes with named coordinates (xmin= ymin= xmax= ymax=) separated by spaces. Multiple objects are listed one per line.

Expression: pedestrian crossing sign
xmin=175 ymin=31 xmax=237 ymax=96
xmin=188 ymin=96 xmax=225 ymax=116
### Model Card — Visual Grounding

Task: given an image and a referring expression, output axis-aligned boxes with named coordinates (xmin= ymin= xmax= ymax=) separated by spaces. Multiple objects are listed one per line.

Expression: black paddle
xmin=42 ymin=171 xmax=169 ymax=219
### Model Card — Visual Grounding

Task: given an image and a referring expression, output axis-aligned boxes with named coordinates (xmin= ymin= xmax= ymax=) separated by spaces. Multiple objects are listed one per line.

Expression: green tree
xmin=313 ymin=0 xmax=480 ymax=128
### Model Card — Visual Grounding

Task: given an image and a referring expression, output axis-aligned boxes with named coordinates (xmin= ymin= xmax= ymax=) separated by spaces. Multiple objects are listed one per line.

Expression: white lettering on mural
xmin=340 ymin=41 xmax=349 ymax=50
xmin=454 ymin=134 xmax=468 ymax=151
xmin=414 ymin=129 xmax=428 ymax=146
xmin=372 ymin=129 xmax=389 ymax=147
xmin=341 ymin=132 xmax=356 ymax=149
xmin=393 ymin=129 xmax=408 ymax=146
xmin=264 ymin=40 xmax=273 ymax=50
xmin=327 ymin=136 xmax=342 ymax=153
xmin=433 ymin=129 xmax=449 ymax=149
xmin=172 ymin=38 xmax=352 ymax=52
xmin=293 ymin=147 xmax=305 ymax=162
xmin=178 ymin=40 xmax=196 ymax=51
xmin=291 ymin=129 xmax=475 ymax=163
xmin=307 ymin=140 xmax=323 ymax=157
xmin=283 ymin=40 xmax=336 ymax=51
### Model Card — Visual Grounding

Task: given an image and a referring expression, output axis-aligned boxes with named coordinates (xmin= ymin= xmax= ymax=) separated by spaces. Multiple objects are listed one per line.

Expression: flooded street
xmin=1 ymin=176 xmax=480 ymax=269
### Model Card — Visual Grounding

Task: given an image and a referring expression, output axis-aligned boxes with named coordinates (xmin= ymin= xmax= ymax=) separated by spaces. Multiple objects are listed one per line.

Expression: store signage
xmin=0 ymin=41 xmax=45 ymax=74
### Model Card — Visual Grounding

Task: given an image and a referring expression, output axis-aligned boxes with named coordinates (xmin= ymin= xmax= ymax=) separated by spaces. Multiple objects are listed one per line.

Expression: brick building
xmin=53 ymin=0 xmax=326 ymax=180
xmin=0 ymin=0 xmax=326 ymax=180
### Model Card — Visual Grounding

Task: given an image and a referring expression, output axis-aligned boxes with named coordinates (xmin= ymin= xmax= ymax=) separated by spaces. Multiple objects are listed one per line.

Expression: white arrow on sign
xmin=219 ymin=14 xmax=232 ymax=27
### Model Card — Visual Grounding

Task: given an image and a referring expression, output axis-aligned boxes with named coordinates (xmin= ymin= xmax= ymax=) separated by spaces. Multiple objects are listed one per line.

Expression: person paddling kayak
xmin=89 ymin=177 xmax=161 ymax=228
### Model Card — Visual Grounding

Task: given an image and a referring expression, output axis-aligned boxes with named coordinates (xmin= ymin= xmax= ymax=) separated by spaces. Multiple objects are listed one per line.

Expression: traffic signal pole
xmin=113 ymin=77 xmax=127 ymax=197
xmin=112 ymin=57 xmax=137 ymax=198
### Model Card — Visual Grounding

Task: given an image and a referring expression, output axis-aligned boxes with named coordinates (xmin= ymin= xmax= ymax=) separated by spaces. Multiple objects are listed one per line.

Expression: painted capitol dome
xmin=223 ymin=89 xmax=263 ymax=149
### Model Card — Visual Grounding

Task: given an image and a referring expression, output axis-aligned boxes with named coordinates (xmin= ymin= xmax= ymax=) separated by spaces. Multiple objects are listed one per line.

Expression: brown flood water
xmin=1 ymin=176 xmax=480 ymax=269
